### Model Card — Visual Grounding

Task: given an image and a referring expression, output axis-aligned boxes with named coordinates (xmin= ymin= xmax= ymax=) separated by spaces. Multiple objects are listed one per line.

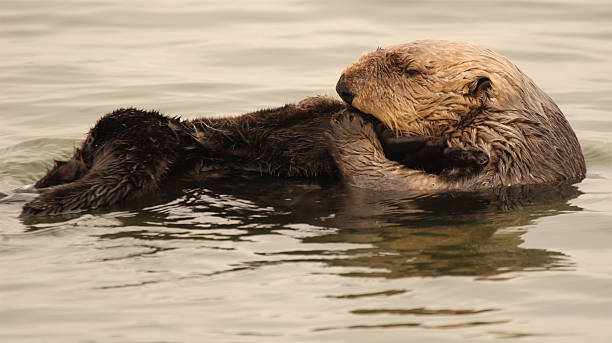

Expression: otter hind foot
xmin=22 ymin=144 xmax=174 ymax=217
xmin=34 ymin=158 xmax=87 ymax=189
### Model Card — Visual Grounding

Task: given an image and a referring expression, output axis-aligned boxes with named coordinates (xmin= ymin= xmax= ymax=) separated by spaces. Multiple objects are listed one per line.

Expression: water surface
xmin=1 ymin=0 xmax=612 ymax=342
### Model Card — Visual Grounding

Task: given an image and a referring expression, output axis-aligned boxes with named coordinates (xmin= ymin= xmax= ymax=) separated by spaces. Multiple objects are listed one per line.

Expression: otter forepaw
xmin=328 ymin=110 xmax=380 ymax=146
xmin=326 ymin=110 xmax=394 ymax=186
xmin=444 ymin=148 xmax=490 ymax=169
xmin=297 ymin=95 xmax=342 ymax=109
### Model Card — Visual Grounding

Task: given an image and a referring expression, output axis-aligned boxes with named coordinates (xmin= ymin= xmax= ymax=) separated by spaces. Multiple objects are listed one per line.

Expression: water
xmin=1 ymin=0 xmax=611 ymax=341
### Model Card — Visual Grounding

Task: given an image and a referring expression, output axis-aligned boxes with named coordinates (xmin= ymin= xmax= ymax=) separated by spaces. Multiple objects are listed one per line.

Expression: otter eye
xmin=404 ymin=69 xmax=420 ymax=78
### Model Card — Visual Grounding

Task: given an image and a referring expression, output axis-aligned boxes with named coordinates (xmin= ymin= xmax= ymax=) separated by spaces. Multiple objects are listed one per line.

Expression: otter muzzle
xmin=336 ymin=74 xmax=354 ymax=105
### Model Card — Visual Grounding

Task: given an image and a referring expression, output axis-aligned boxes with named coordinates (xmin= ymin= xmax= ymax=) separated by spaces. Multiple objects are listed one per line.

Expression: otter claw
xmin=475 ymin=151 xmax=490 ymax=166
xmin=330 ymin=111 xmax=376 ymax=138
xmin=465 ymin=150 xmax=490 ymax=168
xmin=327 ymin=110 xmax=383 ymax=164
xmin=444 ymin=148 xmax=490 ymax=169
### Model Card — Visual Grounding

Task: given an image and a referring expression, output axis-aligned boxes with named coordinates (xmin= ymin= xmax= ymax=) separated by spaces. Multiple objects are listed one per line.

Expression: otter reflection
xmin=302 ymin=185 xmax=580 ymax=278
xmin=252 ymin=180 xmax=581 ymax=279
xmin=31 ymin=173 xmax=580 ymax=280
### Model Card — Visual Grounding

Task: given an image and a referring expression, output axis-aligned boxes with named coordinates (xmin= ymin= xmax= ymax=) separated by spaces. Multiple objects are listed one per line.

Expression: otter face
xmin=336 ymin=40 xmax=519 ymax=136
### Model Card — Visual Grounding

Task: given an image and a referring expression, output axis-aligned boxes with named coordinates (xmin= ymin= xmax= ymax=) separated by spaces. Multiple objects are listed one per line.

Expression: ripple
xmin=0 ymin=138 xmax=79 ymax=189
xmin=315 ymin=319 xmax=509 ymax=332
xmin=351 ymin=307 xmax=498 ymax=316
xmin=581 ymin=140 xmax=612 ymax=167
xmin=326 ymin=289 xmax=408 ymax=299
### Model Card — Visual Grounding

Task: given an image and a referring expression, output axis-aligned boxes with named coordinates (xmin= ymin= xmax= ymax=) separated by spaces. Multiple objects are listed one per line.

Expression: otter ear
xmin=471 ymin=76 xmax=491 ymax=101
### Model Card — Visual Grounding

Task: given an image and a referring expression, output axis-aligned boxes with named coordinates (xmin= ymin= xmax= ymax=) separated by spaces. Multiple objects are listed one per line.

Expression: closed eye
xmin=405 ymin=69 xmax=420 ymax=78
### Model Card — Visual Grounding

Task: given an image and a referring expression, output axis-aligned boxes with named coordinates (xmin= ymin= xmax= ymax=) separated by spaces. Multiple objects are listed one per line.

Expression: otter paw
xmin=296 ymin=95 xmax=341 ymax=110
xmin=472 ymin=150 xmax=490 ymax=166
xmin=326 ymin=110 xmax=389 ymax=181
xmin=21 ymin=198 xmax=52 ymax=217
xmin=445 ymin=148 xmax=490 ymax=168
xmin=328 ymin=110 xmax=378 ymax=143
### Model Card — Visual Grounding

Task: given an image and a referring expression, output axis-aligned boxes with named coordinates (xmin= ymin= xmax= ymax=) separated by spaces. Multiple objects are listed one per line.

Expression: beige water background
xmin=1 ymin=0 xmax=612 ymax=341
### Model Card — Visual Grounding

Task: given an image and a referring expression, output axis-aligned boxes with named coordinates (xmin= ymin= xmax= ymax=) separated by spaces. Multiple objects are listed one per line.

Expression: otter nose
xmin=336 ymin=73 xmax=354 ymax=105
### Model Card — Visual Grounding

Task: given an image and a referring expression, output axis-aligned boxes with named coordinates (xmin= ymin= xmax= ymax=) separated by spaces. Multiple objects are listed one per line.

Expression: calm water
xmin=1 ymin=0 xmax=612 ymax=341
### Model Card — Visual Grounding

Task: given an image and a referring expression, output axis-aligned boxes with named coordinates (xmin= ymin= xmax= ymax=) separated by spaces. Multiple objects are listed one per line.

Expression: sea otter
xmin=23 ymin=39 xmax=580 ymax=216
xmin=329 ymin=40 xmax=586 ymax=191
xmin=22 ymin=96 xmax=485 ymax=216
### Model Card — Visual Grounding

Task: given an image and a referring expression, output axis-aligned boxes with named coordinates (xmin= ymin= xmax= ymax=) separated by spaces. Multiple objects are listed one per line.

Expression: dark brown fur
xmin=21 ymin=99 xmax=341 ymax=216
xmin=34 ymin=151 xmax=87 ymax=189
xmin=22 ymin=96 xmax=484 ymax=216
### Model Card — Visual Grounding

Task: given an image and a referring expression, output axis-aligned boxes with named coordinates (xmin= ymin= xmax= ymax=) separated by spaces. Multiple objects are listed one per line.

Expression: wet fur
xmin=332 ymin=40 xmax=586 ymax=190
xmin=22 ymin=99 xmax=340 ymax=216
xmin=22 ymin=95 xmax=487 ymax=216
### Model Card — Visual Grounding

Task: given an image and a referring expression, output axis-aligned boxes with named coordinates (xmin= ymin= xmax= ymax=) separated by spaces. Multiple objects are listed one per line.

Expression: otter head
xmin=336 ymin=40 xmax=586 ymax=185
xmin=336 ymin=40 xmax=529 ymax=136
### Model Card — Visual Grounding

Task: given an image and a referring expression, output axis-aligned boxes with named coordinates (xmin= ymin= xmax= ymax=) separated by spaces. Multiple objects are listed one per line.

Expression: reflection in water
xmin=15 ymin=174 xmax=583 ymax=337
xmin=23 ymin=172 xmax=582 ymax=280
xmin=308 ymin=184 xmax=581 ymax=279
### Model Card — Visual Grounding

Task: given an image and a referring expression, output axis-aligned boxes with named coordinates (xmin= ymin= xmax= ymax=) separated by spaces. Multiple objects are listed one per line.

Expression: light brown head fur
xmin=337 ymin=40 xmax=586 ymax=187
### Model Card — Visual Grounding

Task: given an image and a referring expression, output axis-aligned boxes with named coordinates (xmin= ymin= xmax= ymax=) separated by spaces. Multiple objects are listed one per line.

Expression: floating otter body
xmin=22 ymin=96 xmax=484 ymax=216
xmin=329 ymin=40 xmax=586 ymax=191
xmin=22 ymin=98 xmax=339 ymax=216
xmin=22 ymin=40 xmax=584 ymax=216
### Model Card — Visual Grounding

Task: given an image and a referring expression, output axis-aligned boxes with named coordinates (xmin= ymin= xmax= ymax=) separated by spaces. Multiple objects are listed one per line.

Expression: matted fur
xmin=332 ymin=40 xmax=586 ymax=190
